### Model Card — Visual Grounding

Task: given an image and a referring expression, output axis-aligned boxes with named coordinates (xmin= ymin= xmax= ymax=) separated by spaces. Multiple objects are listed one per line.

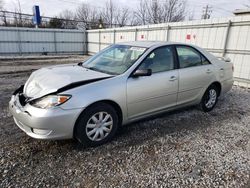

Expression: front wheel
xmin=74 ymin=103 xmax=119 ymax=147
xmin=200 ymin=85 xmax=219 ymax=112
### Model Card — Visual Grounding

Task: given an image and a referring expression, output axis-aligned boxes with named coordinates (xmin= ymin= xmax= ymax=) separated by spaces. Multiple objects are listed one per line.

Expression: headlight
xmin=31 ymin=95 xmax=71 ymax=109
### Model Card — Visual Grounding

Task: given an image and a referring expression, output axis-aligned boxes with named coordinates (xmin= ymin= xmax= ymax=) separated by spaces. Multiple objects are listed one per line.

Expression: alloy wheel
xmin=85 ymin=112 xmax=113 ymax=141
xmin=205 ymin=89 xmax=217 ymax=109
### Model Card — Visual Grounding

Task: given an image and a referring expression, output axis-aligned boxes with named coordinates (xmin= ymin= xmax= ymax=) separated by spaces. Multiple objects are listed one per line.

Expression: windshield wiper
xmin=81 ymin=65 xmax=102 ymax=72
xmin=87 ymin=67 xmax=101 ymax=72
xmin=86 ymin=66 xmax=118 ymax=75
xmin=79 ymin=63 xmax=118 ymax=75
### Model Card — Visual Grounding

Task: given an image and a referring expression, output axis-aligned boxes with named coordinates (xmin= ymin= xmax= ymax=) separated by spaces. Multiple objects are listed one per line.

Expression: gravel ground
xmin=0 ymin=57 xmax=250 ymax=187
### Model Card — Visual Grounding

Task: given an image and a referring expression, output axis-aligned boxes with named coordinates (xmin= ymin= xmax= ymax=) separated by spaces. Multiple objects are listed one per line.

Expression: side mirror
xmin=132 ymin=69 xmax=152 ymax=77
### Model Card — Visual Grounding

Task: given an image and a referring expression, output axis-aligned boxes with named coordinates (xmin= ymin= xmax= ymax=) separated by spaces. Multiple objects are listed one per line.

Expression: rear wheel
xmin=74 ymin=103 xmax=119 ymax=146
xmin=200 ymin=85 xmax=219 ymax=112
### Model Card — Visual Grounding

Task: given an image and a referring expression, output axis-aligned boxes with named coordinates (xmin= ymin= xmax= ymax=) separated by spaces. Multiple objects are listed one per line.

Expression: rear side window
xmin=176 ymin=46 xmax=210 ymax=68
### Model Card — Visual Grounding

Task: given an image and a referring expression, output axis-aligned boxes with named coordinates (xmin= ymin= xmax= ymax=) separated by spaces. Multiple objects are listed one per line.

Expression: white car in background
xmin=9 ymin=41 xmax=234 ymax=146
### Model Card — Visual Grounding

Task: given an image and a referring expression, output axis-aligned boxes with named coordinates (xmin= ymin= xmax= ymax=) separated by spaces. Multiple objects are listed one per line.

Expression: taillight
xmin=232 ymin=65 xmax=234 ymax=72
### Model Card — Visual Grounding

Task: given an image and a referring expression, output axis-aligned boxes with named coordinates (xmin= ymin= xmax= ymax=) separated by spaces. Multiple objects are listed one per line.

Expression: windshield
xmin=82 ymin=45 xmax=147 ymax=75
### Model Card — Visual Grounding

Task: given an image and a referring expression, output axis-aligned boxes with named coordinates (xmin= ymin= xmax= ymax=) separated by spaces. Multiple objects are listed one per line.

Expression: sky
xmin=2 ymin=0 xmax=250 ymax=20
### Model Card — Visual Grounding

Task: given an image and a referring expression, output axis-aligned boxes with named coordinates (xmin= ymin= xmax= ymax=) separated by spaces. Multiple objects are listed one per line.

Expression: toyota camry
xmin=9 ymin=41 xmax=234 ymax=146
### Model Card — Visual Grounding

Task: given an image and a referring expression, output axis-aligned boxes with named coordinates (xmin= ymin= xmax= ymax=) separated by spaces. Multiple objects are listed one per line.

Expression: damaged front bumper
xmin=9 ymin=86 xmax=83 ymax=140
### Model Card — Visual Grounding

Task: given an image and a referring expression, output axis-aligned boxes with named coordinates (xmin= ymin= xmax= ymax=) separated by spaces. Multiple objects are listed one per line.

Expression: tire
xmin=74 ymin=102 xmax=119 ymax=147
xmin=200 ymin=85 xmax=219 ymax=112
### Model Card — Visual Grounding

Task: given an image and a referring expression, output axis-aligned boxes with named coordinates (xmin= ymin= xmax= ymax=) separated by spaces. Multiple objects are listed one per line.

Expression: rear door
xmin=126 ymin=46 xmax=179 ymax=119
xmin=176 ymin=45 xmax=215 ymax=105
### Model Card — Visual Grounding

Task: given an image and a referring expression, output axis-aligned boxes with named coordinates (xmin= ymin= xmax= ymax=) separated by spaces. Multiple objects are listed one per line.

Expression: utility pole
xmin=202 ymin=5 xmax=212 ymax=19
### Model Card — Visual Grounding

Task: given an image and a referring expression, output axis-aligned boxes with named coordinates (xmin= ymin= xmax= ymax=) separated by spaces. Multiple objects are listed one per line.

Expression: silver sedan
xmin=9 ymin=41 xmax=234 ymax=146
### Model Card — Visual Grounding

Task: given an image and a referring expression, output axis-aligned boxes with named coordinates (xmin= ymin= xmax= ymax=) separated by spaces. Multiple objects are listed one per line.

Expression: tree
xmin=50 ymin=0 xmax=187 ymax=29
xmin=14 ymin=0 xmax=23 ymax=26
xmin=57 ymin=0 xmax=132 ymax=29
xmin=0 ymin=0 xmax=7 ymax=26
xmin=75 ymin=3 xmax=100 ymax=29
xmin=116 ymin=7 xmax=130 ymax=27
xmin=100 ymin=0 xmax=132 ymax=28
xmin=59 ymin=10 xmax=77 ymax=29
xmin=162 ymin=0 xmax=186 ymax=22
xmin=0 ymin=0 xmax=6 ymax=25
xmin=49 ymin=17 xmax=63 ymax=28
xmin=148 ymin=0 xmax=162 ymax=24
xmin=101 ymin=0 xmax=116 ymax=28
xmin=134 ymin=0 xmax=148 ymax=25
xmin=129 ymin=12 xmax=141 ymax=26
xmin=135 ymin=0 xmax=186 ymax=25
xmin=0 ymin=11 xmax=7 ymax=26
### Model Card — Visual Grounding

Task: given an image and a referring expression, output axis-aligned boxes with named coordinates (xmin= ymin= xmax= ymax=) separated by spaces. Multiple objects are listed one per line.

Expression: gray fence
xmin=1 ymin=16 xmax=250 ymax=87
xmin=87 ymin=16 xmax=250 ymax=87
xmin=0 ymin=27 xmax=87 ymax=55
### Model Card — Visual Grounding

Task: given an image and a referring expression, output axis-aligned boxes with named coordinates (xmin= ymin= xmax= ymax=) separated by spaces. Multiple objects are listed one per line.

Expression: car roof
xmin=117 ymin=41 xmax=217 ymax=62
xmin=117 ymin=41 xmax=180 ymax=48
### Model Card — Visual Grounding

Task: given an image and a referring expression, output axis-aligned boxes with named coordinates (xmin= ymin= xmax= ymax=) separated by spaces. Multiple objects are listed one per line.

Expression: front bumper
xmin=9 ymin=93 xmax=83 ymax=140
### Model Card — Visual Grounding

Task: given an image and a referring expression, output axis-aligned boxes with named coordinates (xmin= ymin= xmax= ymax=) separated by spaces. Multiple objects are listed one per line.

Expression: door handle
xmin=206 ymin=69 xmax=212 ymax=73
xmin=169 ymin=76 xmax=177 ymax=81
xmin=220 ymin=68 xmax=224 ymax=71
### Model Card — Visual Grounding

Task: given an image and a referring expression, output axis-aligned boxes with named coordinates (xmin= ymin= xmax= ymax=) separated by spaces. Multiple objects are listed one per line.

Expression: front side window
xmin=82 ymin=45 xmax=147 ymax=75
xmin=176 ymin=46 xmax=210 ymax=68
xmin=138 ymin=46 xmax=175 ymax=73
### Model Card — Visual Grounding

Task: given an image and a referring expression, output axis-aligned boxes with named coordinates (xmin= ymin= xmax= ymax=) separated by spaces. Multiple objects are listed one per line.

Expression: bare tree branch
xmin=134 ymin=0 xmax=149 ymax=25
xmin=135 ymin=0 xmax=186 ymax=25
xmin=76 ymin=3 xmax=100 ymax=29
xmin=101 ymin=0 xmax=116 ymax=28
xmin=115 ymin=7 xmax=130 ymax=27
xmin=0 ymin=0 xmax=188 ymax=28
xmin=59 ymin=10 xmax=77 ymax=29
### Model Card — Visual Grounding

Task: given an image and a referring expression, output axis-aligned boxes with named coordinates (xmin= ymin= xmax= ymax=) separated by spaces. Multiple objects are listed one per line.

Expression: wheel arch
xmin=210 ymin=81 xmax=222 ymax=96
xmin=73 ymin=100 xmax=123 ymax=138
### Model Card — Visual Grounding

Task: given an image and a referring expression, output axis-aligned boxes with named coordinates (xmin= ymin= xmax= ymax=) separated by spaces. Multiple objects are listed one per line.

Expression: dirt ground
xmin=0 ymin=56 xmax=250 ymax=187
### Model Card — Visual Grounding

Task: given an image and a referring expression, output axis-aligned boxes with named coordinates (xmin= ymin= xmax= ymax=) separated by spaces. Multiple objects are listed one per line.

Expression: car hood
xmin=23 ymin=64 xmax=111 ymax=99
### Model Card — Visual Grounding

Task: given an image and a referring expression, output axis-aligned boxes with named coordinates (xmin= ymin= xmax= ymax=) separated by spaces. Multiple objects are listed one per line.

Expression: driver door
xmin=126 ymin=46 xmax=179 ymax=119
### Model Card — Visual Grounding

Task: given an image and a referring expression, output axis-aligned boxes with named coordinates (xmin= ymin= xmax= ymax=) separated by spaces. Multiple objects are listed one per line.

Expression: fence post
xmin=17 ymin=29 xmax=22 ymax=55
xmin=99 ymin=30 xmax=101 ymax=52
xmin=135 ymin=28 xmax=138 ymax=41
xmin=84 ymin=29 xmax=88 ymax=55
xmin=222 ymin=20 xmax=231 ymax=57
xmin=165 ymin=25 xmax=170 ymax=41
xmin=113 ymin=29 xmax=116 ymax=44
xmin=53 ymin=31 xmax=57 ymax=54
xmin=147 ymin=26 xmax=149 ymax=40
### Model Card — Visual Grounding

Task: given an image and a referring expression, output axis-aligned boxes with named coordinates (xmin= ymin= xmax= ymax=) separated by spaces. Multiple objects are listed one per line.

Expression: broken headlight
xmin=31 ymin=95 xmax=71 ymax=109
